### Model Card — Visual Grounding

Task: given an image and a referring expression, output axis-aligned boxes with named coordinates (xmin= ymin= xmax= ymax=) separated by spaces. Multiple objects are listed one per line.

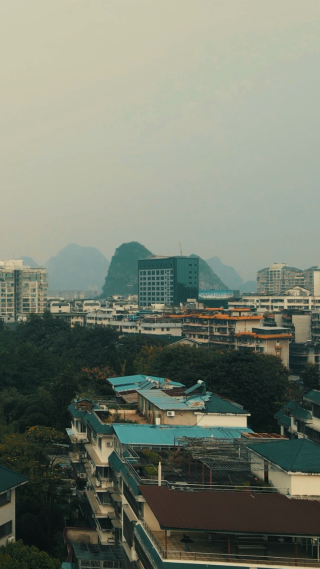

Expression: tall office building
xmin=0 ymin=260 xmax=48 ymax=322
xmin=138 ymin=256 xmax=199 ymax=307
xmin=257 ymin=263 xmax=304 ymax=295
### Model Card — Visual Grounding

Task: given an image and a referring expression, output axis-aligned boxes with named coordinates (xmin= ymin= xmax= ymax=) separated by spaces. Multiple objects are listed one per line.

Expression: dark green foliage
xmin=0 ymin=540 xmax=60 ymax=568
xmin=136 ymin=345 xmax=289 ymax=432
xmin=45 ymin=243 xmax=109 ymax=291
xmin=301 ymin=363 xmax=320 ymax=393
xmin=101 ymin=241 xmax=152 ymax=296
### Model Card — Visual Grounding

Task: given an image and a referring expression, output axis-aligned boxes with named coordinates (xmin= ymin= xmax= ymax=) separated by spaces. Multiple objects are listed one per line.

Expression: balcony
xmin=138 ymin=524 xmax=320 ymax=567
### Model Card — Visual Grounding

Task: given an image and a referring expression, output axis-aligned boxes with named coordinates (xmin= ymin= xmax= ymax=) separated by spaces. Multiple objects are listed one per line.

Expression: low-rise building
xmin=0 ymin=465 xmax=27 ymax=545
xmin=249 ymin=438 xmax=320 ymax=496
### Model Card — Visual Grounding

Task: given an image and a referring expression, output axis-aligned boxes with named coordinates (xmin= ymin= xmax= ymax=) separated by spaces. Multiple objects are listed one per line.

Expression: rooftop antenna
xmin=179 ymin=242 xmax=183 ymax=256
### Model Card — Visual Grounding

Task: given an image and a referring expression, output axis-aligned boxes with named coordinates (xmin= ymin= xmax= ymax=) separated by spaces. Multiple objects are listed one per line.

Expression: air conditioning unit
xmin=79 ymin=473 xmax=87 ymax=479
xmin=106 ymin=441 xmax=113 ymax=447
xmin=7 ymin=536 xmax=15 ymax=544
xmin=167 ymin=411 xmax=175 ymax=417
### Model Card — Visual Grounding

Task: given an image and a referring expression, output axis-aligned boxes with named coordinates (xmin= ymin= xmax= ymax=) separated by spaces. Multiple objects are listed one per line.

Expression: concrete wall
xmin=194 ymin=414 xmax=248 ymax=428
xmin=143 ymin=503 xmax=161 ymax=531
xmin=292 ymin=315 xmax=312 ymax=343
xmin=291 ymin=475 xmax=320 ymax=496
xmin=250 ymin=451 xmax=320 ymax=496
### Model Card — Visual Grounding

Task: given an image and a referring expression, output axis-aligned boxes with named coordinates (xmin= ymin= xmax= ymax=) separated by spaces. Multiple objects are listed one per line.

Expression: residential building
xmin=0 ymin=260 xmax=48 ymax=322
xmin=303 ymin=266 xmax=320 ymax=296
xmin=137 ymin=386 xmax=250 ymax=427
xmin=257 ymin=264 xmax=304 ymax=295
xmin=49 ymin=300 xmax=71 ymax=314
xmin=138 ymin=256 xmax=199 ymax=307
xmin=248 ymin=438 xmax=320 ymax=496
xmin=0 ymin=465 xmax=27 ymax=545
xmin=229 ymin=293 xmax=320 ymax=312
xmin=134 ymin=484 xmax=320 ymax=569
xmin=107 ymin=374 xmax=185 ymax=403
xmin=235 ymin=326 xmax=291 ymax=367
xmin=275 ymin=390 xmax=320 ymax=444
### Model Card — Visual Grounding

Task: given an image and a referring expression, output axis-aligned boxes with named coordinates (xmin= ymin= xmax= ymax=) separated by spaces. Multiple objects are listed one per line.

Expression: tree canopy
xmin=0 ymin=541 xmax=60 ymax=569
xmin=135 ymin=345 xmax=289 ymax=431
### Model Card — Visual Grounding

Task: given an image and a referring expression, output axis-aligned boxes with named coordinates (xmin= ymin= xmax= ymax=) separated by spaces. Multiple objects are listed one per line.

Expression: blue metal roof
xmin=108 ymin=374 xmax=184 ymax=388
xmin=138 ymin=389 xmax=210 ymax=410
xmin=112 ymin=424 xmax=253 ymax=446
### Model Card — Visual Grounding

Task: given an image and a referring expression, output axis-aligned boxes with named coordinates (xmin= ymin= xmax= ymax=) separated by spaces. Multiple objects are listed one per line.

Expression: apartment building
xmin=257 ymin=264 xmax=304 ymax=295
xmin=138 ymin=256 xmax=199 ymax=307
xmin=65 ymin=393 xmax=253 ymax=568
xmin=275 ymin=390 xmax=320 ymax=445
xmin=0 ymin=465 xmax=27 ymax=545
xmin=257 ymin=264 xmax=320 ymax=296
xmin=230 ymin=293 xmax=320 ymax=313
xmin=0 ymin=260 xmax=48 ymax=322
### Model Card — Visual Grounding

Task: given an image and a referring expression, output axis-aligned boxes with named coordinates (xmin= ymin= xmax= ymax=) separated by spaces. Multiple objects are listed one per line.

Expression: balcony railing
xmin=138 ymin=524 xmax=320 ymax=567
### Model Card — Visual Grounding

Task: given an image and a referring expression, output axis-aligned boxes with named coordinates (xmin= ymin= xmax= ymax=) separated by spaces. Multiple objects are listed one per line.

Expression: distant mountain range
xmin=206 ymin=256 xmax=256 ymax=294
xmin=45 ymin=244 xmax=109 ymax=291
xmin=22 ymin=257 xmax=39 ymax=268
xmin=21 ymin=244 xmax=256 ymax=295
xmin=101 ymin=243 xmax=227 ymax=297
xmin=190 ymin=255 xmax=226 ymax=290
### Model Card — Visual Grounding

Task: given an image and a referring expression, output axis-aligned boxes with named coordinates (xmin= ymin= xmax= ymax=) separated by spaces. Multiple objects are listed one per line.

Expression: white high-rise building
xmin=0 ymin=260 xmax=48 ymax=322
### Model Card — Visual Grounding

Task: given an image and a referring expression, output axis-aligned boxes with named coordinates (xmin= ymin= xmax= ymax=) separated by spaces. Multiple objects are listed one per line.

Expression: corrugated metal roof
xmin=291 ymin=406 xmax=312 ymax=421
xmin=83 ymin=413 xmax=114 ymax=435
xmin=138 ymin=389 xmax=210 ymax=410
xmin=68 ymin=403 xmax=87 ymax=418
xmin=139 ymin=486 xmax=320 ymax=535
xmin=205 ymin=394 xmax=249 ymax=415
xmin=248 ymin=439 xmax=320 ymax=473
xmin=304 ymin=390 xmax=320 ymax=404
xmin=112 ymin=424 xmax=253 ymax=446
xmin=108 ymin=375 xmax=184 ymax=388
xmin=274 ymin=409 xmax=291 ymax=427
xmin=0 ymin=465 xmax=28 ymax=493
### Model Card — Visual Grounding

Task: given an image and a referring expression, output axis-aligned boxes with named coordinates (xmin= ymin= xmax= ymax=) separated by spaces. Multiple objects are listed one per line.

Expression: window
xmin=0 ymin=490 xmax=11 ymax=507
xmin=0 ymin=520 xmax=12 ymax=538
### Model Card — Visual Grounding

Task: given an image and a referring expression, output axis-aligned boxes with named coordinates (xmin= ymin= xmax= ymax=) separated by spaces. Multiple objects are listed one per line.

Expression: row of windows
xmin=0 ymin=490 xmax=11 ymax=507
xmin=140 ymin=276 xmax=173 ymax=281
xmin=0 ymin=520 xmax=12 ymax=539
xmin=139 ymin=269 xmax=173 ymax=275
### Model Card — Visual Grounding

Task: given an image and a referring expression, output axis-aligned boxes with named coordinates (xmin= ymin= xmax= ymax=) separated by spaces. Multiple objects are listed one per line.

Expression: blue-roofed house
xmin=107 ymin=374 xmax=185 ymax=398
xmin=137 ymin=384 xmax=250 ymax=428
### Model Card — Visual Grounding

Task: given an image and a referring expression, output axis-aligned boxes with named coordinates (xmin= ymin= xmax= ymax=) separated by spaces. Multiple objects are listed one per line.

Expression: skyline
xmin=1 ymin=0 xmax=320 ymax=281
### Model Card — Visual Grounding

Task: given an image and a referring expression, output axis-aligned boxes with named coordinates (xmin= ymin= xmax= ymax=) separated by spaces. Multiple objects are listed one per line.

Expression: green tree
xmin=139 ymin=345 xmax=289 ymax=431
xmin=301 ymin=363 xmax=320 ymax=393
xmin=0 ymin=541 xmax=60 ymax=569
xmin=0 ymin=426 xmax=75 ymax=553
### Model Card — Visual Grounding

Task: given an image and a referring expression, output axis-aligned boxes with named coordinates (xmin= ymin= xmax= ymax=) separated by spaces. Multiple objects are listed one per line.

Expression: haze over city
xmin=1 ymin=0 xmax=320 ymax=281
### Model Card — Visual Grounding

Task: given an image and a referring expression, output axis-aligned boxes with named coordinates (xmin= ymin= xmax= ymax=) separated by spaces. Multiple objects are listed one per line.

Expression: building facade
xmin=0 ymin=465 xmax=27 ymax=546
xmin=0 ymin=260 xmax=48 ymax=322
xmin=257 ymin=264 xmax=304 ymax=295
xmin=138 ymin=256 xmax=199 ymax=307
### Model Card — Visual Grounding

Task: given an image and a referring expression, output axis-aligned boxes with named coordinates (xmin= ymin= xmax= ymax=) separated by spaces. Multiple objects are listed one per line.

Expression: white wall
xmin=194 ymin=414 xmax=248 ymax=428
xmin=143 ymin=503 xmax=161 ymax=531
xmin=0 ymin=490 xmax=16 ymax=545
xmin=291 ymin=475 xmax=320 ymax=496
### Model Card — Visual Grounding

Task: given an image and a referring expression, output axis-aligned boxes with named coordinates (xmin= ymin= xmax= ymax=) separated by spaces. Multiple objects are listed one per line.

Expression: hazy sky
xmin=1 ymin=0 xmax=319 ymax=281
